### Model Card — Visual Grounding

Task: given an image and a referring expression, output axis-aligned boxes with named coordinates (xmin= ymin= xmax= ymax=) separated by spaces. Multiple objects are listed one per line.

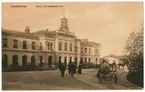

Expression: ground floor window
xmin=22 ymin=55 xmax=27 ymax=67
xmin=48 ymin=56 xmax=52 ymax=67
xmin=31 ymin=56 xmax=35 ymax=65
xmin=12 ymin=55 xmax=19 ymax=69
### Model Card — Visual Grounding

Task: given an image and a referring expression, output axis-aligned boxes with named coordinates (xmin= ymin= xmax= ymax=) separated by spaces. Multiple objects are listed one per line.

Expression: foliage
xmin=125 ymin=27 xmax=143 ymax=87
xmin=125 ymin=28 xmax=143 ymax=72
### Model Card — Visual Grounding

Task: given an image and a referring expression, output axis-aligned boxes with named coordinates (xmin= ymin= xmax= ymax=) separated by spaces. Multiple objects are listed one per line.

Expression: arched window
xmin=80 ymin=57 xmax=83 ymax=64
xmin=40 ymin=56 xmax=43 ymax=64
xmin=65 ymin=43 xmax=67 ymax=51
xmin=75 ymin=57 xmax=77 ymax=62
xmin=59 ymin=42 xmax=62 ymax=50
xmin=64 ymin=57 xmax=67 ymax=66
xmin=12 ymin=55 xmax=19 ymax=68
xmin=48 ymin=56 xmax=52 ymax=67
xmin=2 ymin=54 xmax=8 ymax=68
xmin=70 ymin=57 xmax=72 ymax=62
xmin=70 ymin=43 xmax=72 ymax=51
xmin=89 ymin=58 xmax=91 ymax=62
xmin=31 ymin=56 xmax=35 ymax=65
xmin=22 ymin=55 xmax=27 ymax=67
xmin=59 ymin=56 xmax=62 ymax=66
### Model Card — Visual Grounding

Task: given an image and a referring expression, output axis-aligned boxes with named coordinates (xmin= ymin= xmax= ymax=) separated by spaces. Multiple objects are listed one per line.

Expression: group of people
xmin=59 ymin=62 xmax=82 ymax=78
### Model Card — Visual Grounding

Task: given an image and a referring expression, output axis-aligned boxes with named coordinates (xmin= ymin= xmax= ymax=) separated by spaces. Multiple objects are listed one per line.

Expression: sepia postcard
xmin=1 ymin=2 xmax=144 ymax=90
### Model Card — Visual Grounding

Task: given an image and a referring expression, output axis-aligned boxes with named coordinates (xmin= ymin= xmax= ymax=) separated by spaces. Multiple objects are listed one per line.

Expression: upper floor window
xmin=23 ymin=41 xmax=27 ymax=49
xmin=40 ymin=42 xmax=42 ymax=50
xmin=48 ymin=42 xmax=53 ymax=50
xmin=70 ymin=43 xmax=72 ymax=51
xmin=3 ymin=38 xmax=7 ymax=47
xmin=85 ymin=48 xmax=87 ymax=54
xmin=81 ymin=47 xmax=83 ymax=53
xmin=75 ymin=46 xmax=78 ymax=52
xmin=50 ymin=42 xmax=53 ymax=50
xmin=32 ymin=41 xmax=36 ymax=50
xmin=59 ymin=42 xmax=62 ymax=50
xmin=89 ymin=48 xmax=91 ymax=54
xmin=48 ymin=42 xmax=50 ymax=49
xmin=65 ymin=43 xmax=67 ymax=51
xmin=13 ymin=39 xmax=18 ymax=48
xmin=96 ymin=49 xmax=99 ymax=54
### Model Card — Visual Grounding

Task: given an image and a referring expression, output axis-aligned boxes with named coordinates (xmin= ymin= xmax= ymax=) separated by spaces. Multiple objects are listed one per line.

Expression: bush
xmin=127 ymin=71 xmax=143 ymax=87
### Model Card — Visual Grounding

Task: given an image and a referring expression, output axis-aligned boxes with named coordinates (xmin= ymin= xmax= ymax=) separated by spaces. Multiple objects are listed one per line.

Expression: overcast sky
xmin=2 ymin=2 xmax=143 ymax=57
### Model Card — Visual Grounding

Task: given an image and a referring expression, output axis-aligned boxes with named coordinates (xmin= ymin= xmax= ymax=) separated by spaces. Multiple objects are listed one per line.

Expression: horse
xmin=117 ymin=63 xmax=126 ymax=69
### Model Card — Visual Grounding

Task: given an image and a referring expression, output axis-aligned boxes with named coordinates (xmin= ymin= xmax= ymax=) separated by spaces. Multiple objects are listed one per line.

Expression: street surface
xmin=2 ymin=68 xmax=141 ymax=90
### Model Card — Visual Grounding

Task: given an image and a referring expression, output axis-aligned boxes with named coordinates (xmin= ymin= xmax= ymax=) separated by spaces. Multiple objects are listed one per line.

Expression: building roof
xmin=102 ymin=54 xmax=126 ymax=60
xmin=2 ymin=28 xmax=39 ymax=39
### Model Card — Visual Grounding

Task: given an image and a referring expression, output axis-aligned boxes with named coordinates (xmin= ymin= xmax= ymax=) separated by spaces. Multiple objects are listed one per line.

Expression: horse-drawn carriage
xmin=96 ymin=62 xmax=118 ymax=84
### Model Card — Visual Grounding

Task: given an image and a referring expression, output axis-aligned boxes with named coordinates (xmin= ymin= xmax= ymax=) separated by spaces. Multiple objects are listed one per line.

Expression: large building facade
xmin=2 ymin=17 xmax=100 ymax=69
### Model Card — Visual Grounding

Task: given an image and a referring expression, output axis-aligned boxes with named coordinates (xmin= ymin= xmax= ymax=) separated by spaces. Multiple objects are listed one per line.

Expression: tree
xmin=125 ymin=27 xmax=143 ymax=87
xmin=125 ymin=27 xmax=143 ymax=72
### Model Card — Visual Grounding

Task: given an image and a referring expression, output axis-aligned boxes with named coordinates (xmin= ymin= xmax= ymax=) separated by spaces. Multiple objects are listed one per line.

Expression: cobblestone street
xmin=2 ymin=68 xmax=141 ymax=90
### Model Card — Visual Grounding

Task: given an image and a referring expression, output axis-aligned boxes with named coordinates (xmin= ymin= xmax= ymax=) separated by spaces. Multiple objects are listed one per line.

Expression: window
xmin=85 ymin=48 xmax=87 ymax=54
xmin=40 ymin=42 xmax=42 ymax=50
xmin=81 ymin=47 xmax=83 ymax=53
xmin=48 ymin=42 xmax=50 ymax=49
xmin=75 ymin=46 xmax=77 ymax=52
xmin=89 ymin=48 xmax=91 ymax=54
xmin=23 ymin=41 xmax=27 ymax=49
xmin=50 ymin=42 xmax=53 ymax=50
xmin=3 ymin=38 xmax=7 ymax=47
xmin=70 ymin=43 xmax=72 ymax=51
xmin=13 ymin=39 xmax=18 ymax=48
xmin=32 ymin=41 xmax=36 ymax=50
xmin=65 ymin=43 xmax=67 ymax=51
xmin=59 ymin=42 xmax=62 ymax=50
xmin=48 ymin=42 xmax=53 ymax=50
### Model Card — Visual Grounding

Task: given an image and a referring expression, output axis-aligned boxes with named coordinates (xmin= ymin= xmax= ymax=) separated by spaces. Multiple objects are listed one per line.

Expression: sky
xmin=2 ymin=2 xmax=143 ymax=57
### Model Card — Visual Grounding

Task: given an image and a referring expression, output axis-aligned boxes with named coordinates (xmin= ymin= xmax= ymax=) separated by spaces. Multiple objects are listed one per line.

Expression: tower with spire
xmin=59 ymin=7 xmax=69 ymax=32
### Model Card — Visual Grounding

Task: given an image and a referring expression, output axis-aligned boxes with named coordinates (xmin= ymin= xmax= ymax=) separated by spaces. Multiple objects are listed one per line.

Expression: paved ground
xmin=75 ymin=68 xmax=142 ymax=90
xmin=2 ymin=70 xmax=96 ymax=90
xmin=2 ymin=68 xmax=142 ymax=90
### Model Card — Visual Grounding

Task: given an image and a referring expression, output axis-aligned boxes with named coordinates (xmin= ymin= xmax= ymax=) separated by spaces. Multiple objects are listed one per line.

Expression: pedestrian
xmin=59 ymin=63 xmax=66 ymax=78
xmin=113 ymin=71 xmax=118 ymax=84
xmin=78 ymin=64 xmax=82 ymax=74
xmin=68 ymin=62 xmax=71 ymax=74
xmin=70 ymin=62 xmax=75 ymax=77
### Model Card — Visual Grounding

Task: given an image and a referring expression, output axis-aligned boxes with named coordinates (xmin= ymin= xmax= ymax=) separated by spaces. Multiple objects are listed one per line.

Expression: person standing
xmin=78 ymin=64 xmax=82 ymax=74
xmin=70 ymin=62 xmax=75 ymax=77
xmin=59 ymin=63 xmax=66 ymax=78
